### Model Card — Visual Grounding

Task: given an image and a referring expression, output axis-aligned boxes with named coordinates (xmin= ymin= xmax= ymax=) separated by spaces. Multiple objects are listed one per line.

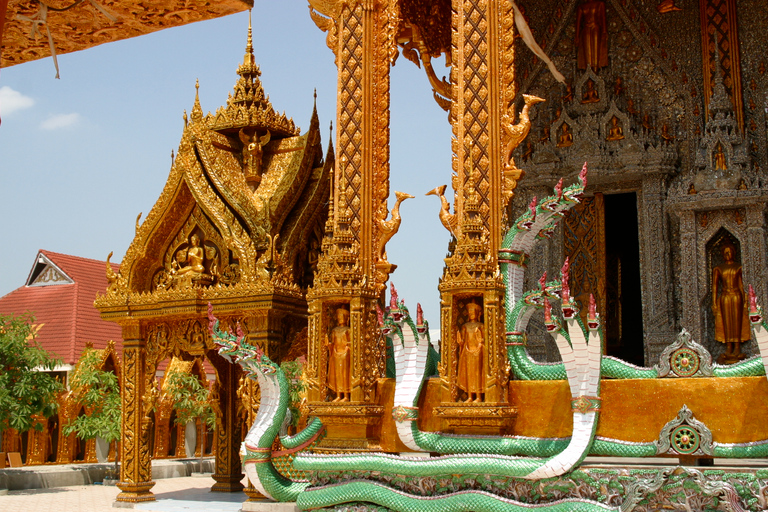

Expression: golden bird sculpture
xmin=426 ymin=184 xmax=459 ymax=238
xmin=376 ymin=191 xmax=414 ymax=263
xmin=502 ymin=94 xmax=545 ymax=169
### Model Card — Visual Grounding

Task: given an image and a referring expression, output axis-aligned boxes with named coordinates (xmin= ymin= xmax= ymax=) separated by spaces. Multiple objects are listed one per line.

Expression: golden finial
xmin=244 ymin=10 xmax=255 ymax=66
xmin=191 ymin=79 xmax=203 ymax=122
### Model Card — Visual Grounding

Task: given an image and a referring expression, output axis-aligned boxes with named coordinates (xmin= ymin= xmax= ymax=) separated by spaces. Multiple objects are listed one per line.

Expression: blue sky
xmin=0 ymin=2 xmax=453 ymax=323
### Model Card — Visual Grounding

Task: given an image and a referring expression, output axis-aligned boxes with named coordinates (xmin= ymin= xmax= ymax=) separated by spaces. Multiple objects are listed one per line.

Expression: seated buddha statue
xmin=557 ymin=122 xmax=574 ymax=147
xmin=606 ymin=116 xmax=624 ymax=141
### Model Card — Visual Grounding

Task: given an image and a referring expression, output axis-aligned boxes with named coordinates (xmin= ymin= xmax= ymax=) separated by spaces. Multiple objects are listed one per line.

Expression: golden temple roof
xmin=1 ymin=0 xmax=253 ymax=69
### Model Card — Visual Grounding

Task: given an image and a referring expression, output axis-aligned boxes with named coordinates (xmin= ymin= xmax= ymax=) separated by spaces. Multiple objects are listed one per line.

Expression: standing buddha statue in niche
xmin=712 ymin=243 xmax=750 ymax=363
xmin=714 ymin=142 xmax=727 ymax=171
xmin=457 ymin=302 xmax=485 ymax=403
xmin=575 ymin=0 xmax=608 ymax=70
xmin=326 ymin=307 xmax=352 ymax=401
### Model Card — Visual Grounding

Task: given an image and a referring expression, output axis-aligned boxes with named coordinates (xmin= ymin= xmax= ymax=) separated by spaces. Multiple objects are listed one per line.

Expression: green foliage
xmin=0 ymin=314 xmax=63 ymax=434
xmin=166 ymin=370 xmax=215 ymax=430
xmin=280 ymin=359 xmax=306 ymax=428
xmin=63 ymin=348 xmax=121 ymax=444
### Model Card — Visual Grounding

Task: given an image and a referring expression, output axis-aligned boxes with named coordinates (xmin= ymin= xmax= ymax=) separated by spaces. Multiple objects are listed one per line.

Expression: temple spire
xmin=191 ymin=79 xmax=203 ymax=122
xmin=244 ymin=10 xmax=255 ymax=67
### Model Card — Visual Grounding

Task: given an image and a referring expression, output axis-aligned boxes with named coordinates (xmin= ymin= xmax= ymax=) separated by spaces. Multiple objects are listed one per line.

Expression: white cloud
xmin=0 ymin=86 xmax=35 ymax=116
xmin=40 ymin=113 xmax=80 ymax=130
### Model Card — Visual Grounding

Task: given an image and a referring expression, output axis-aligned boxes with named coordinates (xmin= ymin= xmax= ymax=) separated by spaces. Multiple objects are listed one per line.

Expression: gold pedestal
xmin=115 ymin=481 xmax=156 ymax=503
xmin=433 ymin=403 xmax=517 ymax=435
xmin=307 ymin=402 xmax=385 ymax=450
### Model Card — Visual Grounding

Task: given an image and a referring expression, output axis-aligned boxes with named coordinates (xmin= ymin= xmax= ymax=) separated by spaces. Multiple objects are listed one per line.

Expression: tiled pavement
xmin=0 ymin=475 xmax=247 ymax=512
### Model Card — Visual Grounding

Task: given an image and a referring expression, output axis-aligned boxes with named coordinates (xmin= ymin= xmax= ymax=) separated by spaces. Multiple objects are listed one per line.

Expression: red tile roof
xmin=0 ymin=250 xmax=123 ymax=365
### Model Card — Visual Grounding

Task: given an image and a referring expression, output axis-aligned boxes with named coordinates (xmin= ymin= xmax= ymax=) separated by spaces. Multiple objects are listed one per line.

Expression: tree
xmin=280 ymin=358 xmax=306 ymax=430
xmin=166 ymin=370 xmax=214 ymax=471
xmin=0 ymin=314 xmax=63 ymax=442
xmin=63 ymin=348 xmax=121 ymax=477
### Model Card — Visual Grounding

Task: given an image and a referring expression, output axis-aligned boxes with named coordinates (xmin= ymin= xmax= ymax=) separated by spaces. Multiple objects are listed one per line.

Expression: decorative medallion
xmin=654 ymin=405 xmax=714 ymax=456
xmin=655 ymin=329 xmax=714 ymax=377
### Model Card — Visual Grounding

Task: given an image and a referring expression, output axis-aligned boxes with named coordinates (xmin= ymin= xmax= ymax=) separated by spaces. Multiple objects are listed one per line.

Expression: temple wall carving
xmin=511 ymin=0 xmax=768 ymax=365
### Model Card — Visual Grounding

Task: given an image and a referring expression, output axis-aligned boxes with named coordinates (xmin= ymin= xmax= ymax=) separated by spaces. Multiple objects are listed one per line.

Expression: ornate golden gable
xmin=94 ymin=18 xmax=332 ymax=503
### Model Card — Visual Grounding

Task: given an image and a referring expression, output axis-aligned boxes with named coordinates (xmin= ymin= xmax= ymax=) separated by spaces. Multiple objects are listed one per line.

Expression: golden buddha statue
xmin=606 ymin=116 xmax=624 ymax=141
xmin=168 ymin=234 xmax=214 ymax=289
xmin=581 ymin=79 xmax=599 ymax=104
xmin=661 ymin=123 xmax=675 ymax=142
xmin=457 ymin=302 xmax=485 ymax=403
xmin=642 ymin=114 xmax=653 ymax=133
xmin=557 ymin=122 xmax=574 ymax=147
xmin=714 ymin=142 xmax=727 ymax=171
xmin=326 ymin=307 xmax=352 ymax=401
xmin=539 ymin=126 xmax=551 ymax=144
xmin=626 ymin=98 xmax=640 ymax=115
xmin=712 ymin=243 xmax=750 ymax=363
xmin=575 ymin=0 xmax=608 ymax=70
xmin=522 ymin=139 xmax=534 ymax=162
xmin=613 ymin=76 xmax=625 ymax=97
xmin=562 ymin=82 xmax=574 ymax=103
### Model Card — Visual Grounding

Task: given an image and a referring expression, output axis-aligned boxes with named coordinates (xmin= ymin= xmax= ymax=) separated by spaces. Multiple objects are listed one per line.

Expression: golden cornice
xmin=2 ymin=0 xmax=253 ymax=68
xmin=95 ymin=278 xmax=305 ymax=312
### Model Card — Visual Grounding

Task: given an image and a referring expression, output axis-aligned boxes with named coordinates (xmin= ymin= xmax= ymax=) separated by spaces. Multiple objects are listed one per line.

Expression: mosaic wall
xmin=511 ymin=0 xmax=768 ymax=365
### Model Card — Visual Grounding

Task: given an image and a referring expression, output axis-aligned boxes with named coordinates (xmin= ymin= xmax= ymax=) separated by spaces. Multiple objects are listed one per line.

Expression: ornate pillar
xmin=116 ymin=322 xmax=155 ymax=504
xmin=434 ymin=0 xmax=517 ymax=430
xmin=210 ymin=359 xmax=244 ymax=492
xmin=306 ymin=0 xmax=396 ymax=449
xmin=677 ymin=210 xmax=700 ymax=342
xmin=246 ymin=309 xmax=287 ymax=361
xmin=743 ymin=202 xmax=768 ymax=310
xmin=638 ymin=175 xmax=676 ymax=365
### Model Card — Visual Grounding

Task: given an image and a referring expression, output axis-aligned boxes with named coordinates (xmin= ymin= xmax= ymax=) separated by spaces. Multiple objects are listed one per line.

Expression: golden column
xmin=306 ymin=0 xmax=398 ymax=449
xmin=116 ymin=322 xmax=155 ymax=503
xmin=434 ymin=0 xmax=518 ymax=431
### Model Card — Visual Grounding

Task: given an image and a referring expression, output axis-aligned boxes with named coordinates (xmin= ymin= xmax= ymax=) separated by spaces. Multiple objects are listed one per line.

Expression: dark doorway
xmin=47 ymin=416 xmax=59 ymax=463
xmin=604 ymin=193 xmax=644 ymax=366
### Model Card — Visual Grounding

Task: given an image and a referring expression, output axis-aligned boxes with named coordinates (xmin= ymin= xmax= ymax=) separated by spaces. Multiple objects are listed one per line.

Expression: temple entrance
xmin=604 ymin=193 xmax=644 ymax=366
xmin=564 ymin=192 xmax=644 ymax=365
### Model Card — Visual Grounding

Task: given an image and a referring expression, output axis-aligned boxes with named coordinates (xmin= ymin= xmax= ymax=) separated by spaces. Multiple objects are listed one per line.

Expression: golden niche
xmin=712 ymin=243 xmax=750 ymax=363
xmin=326 ymin=306 xmax=352 ymax=402
xmin=457 ymin=301 xmax=485 ymax=403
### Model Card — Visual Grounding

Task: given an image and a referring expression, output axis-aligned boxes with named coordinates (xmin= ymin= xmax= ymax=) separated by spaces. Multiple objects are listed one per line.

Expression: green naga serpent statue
xmin=208 ymin=164 xmax=768 ymax=511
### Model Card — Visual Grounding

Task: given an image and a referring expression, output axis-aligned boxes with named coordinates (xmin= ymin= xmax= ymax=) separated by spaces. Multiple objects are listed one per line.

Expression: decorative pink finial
xmin=390 ymin=282 xmax=399 ymax=309
xmin=579 ymin=162 xmax=588 ymax=188
xmin=749 ymin=284 xmax=758 ymax=313
xmin=555 ymin=178 xmax=564 ymax=200
xmin=588 ymin=294 xmax=596 ymax=320
xmin=236 ymin=321 xmax=244 ymax=342
xmin=417 ymin=303 xmax=424 ymax=325
xmin=544 ymin=298 xmax=552 ymax=323
xmin=561 ymin=257 xmax=570 ymax=303
xmin=539 ymin=272 xmax=547 ymax=292
xmin=528 ymin=196 xmax=538 ymax=219
xmin=376 ymin=303 xmax=384 ymax=326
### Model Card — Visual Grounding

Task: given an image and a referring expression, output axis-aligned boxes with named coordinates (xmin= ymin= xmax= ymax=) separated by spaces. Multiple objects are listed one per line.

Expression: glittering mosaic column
xmin=305 ymin=0 xmax=397 ymax=448
xmin=116 ymin=322 xmax=155 ymax=504
xmin=437 ymin=0 xmax=517 ymax=413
